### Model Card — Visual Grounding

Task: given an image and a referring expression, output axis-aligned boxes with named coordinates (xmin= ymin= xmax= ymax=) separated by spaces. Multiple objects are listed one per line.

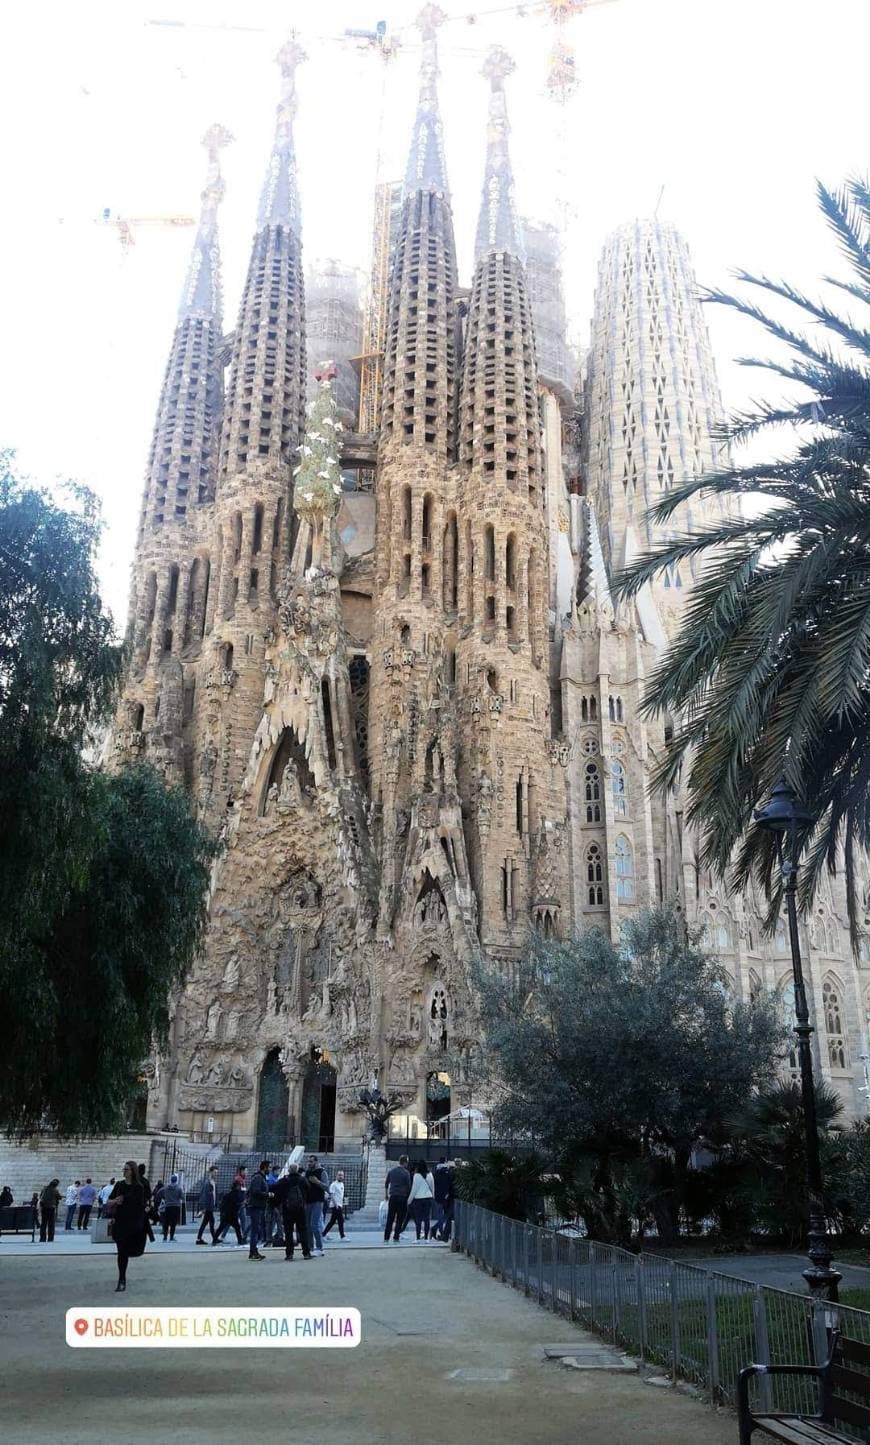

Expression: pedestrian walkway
xmin=0 ymin=1223 xmax=433 ymax=1255
xmin=1 ymin=1234 xmax=735 ymax=1444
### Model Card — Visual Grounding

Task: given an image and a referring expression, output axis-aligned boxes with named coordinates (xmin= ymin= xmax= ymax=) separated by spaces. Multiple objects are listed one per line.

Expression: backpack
xmin=283 ymin=1179 xmax=306 ymax=1212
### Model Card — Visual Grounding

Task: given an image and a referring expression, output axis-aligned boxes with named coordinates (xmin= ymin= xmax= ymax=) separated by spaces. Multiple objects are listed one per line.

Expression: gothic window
xmin=349 ymin=654 xmax=369 ymax=785
xmin=615 ymin=836 xmax=634 ymax=902
xmin=749 ymin=970 xmax=762 ymax=1005
xmin=585 ymin=762 xmax=601 ymax=823
xmin=505 ymin=533 xmax=517 ymax=591
xmin=586 ymin=843 xmax=604 ymax=906
xmin=421 ymin=493 xmax=433 ymax=552
xmin=484 ymin=525 xmax=495 ymax=581
xmin=610 ymin=760 xmax=627 ymax=817
xmin=402 ymin=487 xmax=412 ymax=542
xmin=443 ymin=511 xmax=458 ymax=612
xmin=823 ymin=977 xmax=847 ymax=1069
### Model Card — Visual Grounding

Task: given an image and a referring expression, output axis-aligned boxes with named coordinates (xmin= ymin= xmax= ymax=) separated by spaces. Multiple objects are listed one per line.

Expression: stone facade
xmin=111 ymin=15 xmax=870 ymax=1149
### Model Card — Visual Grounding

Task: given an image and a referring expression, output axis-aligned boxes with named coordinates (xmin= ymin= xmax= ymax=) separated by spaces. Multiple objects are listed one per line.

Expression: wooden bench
xmin=738 ymin=1330 xmax=870 ymax=1443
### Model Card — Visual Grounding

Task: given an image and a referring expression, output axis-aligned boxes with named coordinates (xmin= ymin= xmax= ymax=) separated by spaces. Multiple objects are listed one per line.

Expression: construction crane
xmin=98 ymin=208 xmax=196 ymax=251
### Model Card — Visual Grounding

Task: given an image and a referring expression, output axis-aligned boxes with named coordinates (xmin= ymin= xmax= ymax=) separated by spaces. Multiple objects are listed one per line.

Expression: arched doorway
xmin=426 ymin=1071 xmax=451 ymax=1127
xmin=301 ymin=1049 xmax=337 ymax=1153
xmin=256 ymin=1048 xmax=290 ymax=1153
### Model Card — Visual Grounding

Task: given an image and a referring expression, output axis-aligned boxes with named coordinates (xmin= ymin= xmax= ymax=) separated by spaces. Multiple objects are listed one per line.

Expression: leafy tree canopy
xmin=478 ymin=908 xmax=784 ymax=1162
xmin=0 ymin=455 xmax=214 ymax=1136
xmin=612 ymin=179 xmax=870 ymax=945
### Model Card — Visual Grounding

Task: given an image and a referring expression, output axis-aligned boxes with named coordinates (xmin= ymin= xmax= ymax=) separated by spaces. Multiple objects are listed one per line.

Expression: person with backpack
xmin=159 ymin=1173 xmax=183 ymax=1241
xmin=272 ymin=1164 xmax=311 ymax=1261
xmin=196 ymin=1166 xmax=219 ymax=1245
xmin=213 ymin=1179 xmax=244 ymax=1246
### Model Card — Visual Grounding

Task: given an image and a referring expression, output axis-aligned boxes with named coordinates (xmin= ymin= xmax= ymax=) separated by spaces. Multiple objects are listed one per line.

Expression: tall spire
xmin=256 ymin=38 xmax=305 ymax=234
xmin=179 ymin=124 xmax=233 ymax=321
xmin=474 ymin=46 xmax=524 ymax=264
xmin=404 ymin=5 xmax=449 ymax=197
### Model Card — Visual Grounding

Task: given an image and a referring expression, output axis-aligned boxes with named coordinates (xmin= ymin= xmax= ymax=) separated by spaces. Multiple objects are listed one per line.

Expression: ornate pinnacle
xmin=178 ymin=125 xmax=232 ymax=320
xmin=482 ymin=44 xmax=516 ymax=89
xmin=416 ymin=3 xmax=447 ymax=39
xmin=474 ymin=46 xmax=524 ymax=262
xmin=257 ymin=36 xmax=306 ymax=233
xmin=199 ymin=124 xmax=233 ymax=223
xmin=404 ymin=4 xmax=449 ymax=194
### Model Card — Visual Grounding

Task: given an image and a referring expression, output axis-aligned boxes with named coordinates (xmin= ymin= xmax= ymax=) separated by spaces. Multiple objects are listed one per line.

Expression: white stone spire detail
xmin=404 ymin=5 xmax=449 ymax=197
xmin=178 ymin=124 xmax=232 ymax=321
xmin=256 ymin=38 xmax=306 ymax=233
xmin=474 ymin=46 xmax=524 ymax=263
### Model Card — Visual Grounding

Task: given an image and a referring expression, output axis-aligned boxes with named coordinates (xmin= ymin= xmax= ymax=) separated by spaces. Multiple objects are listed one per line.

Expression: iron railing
xmin=455 ymin=1202 xmax=870 ymax=1432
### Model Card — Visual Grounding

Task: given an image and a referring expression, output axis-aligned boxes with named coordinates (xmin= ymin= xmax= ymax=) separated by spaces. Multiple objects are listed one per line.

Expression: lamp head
xmin=753 ymin=778 xmax=814 ymax=834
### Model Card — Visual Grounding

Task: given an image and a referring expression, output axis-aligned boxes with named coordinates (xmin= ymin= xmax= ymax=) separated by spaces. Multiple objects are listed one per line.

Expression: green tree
xmin=477 ymin=908 xmax=784 ymax=1243
xmin=613 ymin=179 xmax=870 ymax=944
xmin=0 ymin=456 xmax=214 ymax=1136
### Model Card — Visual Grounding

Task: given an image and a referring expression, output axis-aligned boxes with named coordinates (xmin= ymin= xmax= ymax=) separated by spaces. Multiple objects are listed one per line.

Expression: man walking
xmin=305 ymin=1156 xmax=328 ymax=1256
xmin=235 ymin=1165 xmax=249 ymax=1243
xmin=77 ymin=1178 xmax=97 ymax=1230
xmin=323 ymin=1171 xmax=346 ymax=1240
xmin=383 ymin=1156 xmax=411 ymax=1244
xmin=246 ymin=1160 xmax=270 ymax=1261
xmin=138 ymin=1164 xmax=155 ymax=1242
xmin=272 ymin=1164 xmax=310 ymax=1261
xmin=196 ymin=1166 xmax=219 ymax=1245
xmin=64 ymin=1181 xmax=80 ymax=1231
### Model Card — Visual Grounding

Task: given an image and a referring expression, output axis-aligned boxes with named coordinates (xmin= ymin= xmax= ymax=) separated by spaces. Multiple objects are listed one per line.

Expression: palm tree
xmin=614 ymin=179 xmax=870 ymax=946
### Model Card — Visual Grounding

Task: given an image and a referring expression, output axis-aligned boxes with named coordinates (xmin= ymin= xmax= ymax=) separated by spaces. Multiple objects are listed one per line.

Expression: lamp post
xmin=754 ymin=779 xmax=841 ymax=1302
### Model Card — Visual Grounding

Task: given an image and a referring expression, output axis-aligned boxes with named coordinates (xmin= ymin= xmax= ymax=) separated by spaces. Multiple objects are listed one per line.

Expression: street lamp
xmin=754 ymin=778 xmax=841 ymax=1302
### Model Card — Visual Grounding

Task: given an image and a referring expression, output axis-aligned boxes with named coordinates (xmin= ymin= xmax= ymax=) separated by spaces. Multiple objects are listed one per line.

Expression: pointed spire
xmin=404 ymin=5 xmax=450 ymax=197
xmin=576 ymin=501 xmax=613 ymax=615
xmin=256 ymin=38 xmax=306 ymax=233
xmin=178 ymin=124 xmax=232 ymax=321
xmin=474 ymin=46 xmax=524 ymax=263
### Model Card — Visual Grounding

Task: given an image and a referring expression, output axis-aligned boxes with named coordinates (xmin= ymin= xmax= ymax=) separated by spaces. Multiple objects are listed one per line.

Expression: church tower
xmin=582 ymin=219 xmax=727 ymax=634
xmin=455 ymin=46 xmax=565 ymax=958
xmin=115 ymin=124 xmax=232 ymax=785
xmin=368 ymin=5 xmax=470 ymax=941
xmin=194 ymin=41 xmax=308 ymax=826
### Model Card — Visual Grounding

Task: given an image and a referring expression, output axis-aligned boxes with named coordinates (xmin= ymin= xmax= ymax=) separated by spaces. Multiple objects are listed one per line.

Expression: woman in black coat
xmin=108 ymin=1160 xmax=148 ymax=1291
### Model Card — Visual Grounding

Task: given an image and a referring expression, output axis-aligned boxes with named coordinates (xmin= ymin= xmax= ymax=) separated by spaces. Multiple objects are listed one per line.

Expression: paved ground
xmin=681 ymin=1251 xmax=870 ymax=1295
xmin=0 ymin=1230 xmax=736 ymax=1445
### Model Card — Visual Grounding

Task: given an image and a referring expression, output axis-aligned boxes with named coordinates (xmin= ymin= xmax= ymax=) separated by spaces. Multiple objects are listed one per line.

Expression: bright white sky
xmin=0 ymin=0 xmax=865 ymax=625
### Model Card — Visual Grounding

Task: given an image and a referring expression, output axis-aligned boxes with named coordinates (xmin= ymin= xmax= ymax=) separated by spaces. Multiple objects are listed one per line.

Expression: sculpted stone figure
xmin=204 ymin=1003 xmax=221 ymax=1041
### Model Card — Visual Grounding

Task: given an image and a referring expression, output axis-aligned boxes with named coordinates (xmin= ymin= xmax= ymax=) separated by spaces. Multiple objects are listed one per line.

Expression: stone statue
xmin=204 ymin=1003 xmax=221 ymax=1040
xmin=224 ymin=1010 xmax=240 ymax=1042
xmin=207 ymin=1060 xmax=225 ymax=1086
xmin=222 ymin=956 xmax=240 ymax=993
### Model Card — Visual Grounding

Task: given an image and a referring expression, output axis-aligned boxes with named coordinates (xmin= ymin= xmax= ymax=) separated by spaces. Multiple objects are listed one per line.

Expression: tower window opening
xmin=249 ymin=568 xmax=259 ymax=604
xmin=484 ymin=525 xmax=495 ymax=581
xmin=321 ymin=678 xmax=337 ymax=771
xmin=252 ymin=503 xmax=264 ymax=554
xmin=167 ymin=564 xmax=179 ymax=616
xmin=402 ymin=487 xmax=412 ymax=541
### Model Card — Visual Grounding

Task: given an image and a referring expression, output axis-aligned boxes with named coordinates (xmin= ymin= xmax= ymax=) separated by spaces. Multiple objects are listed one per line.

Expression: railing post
xmin=669 ymin=1264 xmax=681 ymax=1382
xmin=753 ymin=1287 xmax=773 ymax=1413
xmin=705 ymin=1275 xmax=720 ymax=1403
xmin=613 ymin=1259 xmax=621 ymax=1337
xmin=537 ymin=1226 xmax=544 ymax=1305
xmin=637 ymin=1257 xmax=647 ymax=1361
xmin=590 ymin=1243 xmax=597 ymax=1326
xmin=524 ymin=1224 xmax=530 ymax=1295
xmin=552 ymin=1231 xmax=559 ymax=1314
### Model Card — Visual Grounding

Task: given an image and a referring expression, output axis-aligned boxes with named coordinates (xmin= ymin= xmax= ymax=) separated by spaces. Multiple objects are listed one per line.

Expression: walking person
xmin=246 ymin=1161 xmax=270 ymax=1261
xmin=213 ymin=1179 xmax=244 ymax=1246
xmin=406 ymin=1160 xmax=435 ymax=1240
xmin=159 ymin=1173 xmax=183 ymax=1241
xmin=305 ymin=1156 xmax=328 ymax=1256
xmin=432 ymin=1157 xmax=450 ymax=1239
xmin=150 ymin=1180 xmax=164 ymax=1225
xmin=440 ymin=1161 xmax=457 ymax=1243
xmin=64 ymin=1181 xmax=80 ymax=1232
xmin=234 ymin=1166 xmax=249 ymax=1243
xmin=77 ymin=1178 xmax=97 ymax=1230
xmin=272 ymin=1164 xmax=311 ymax=1261
xmin=39 ymin=1179 xmax=61 ymax=1242
xmin=383 ymin=1156 xmax=411 ymax=1244
xmin=196 ymin=1166 xmax=220 ymax=1245
xmin=107 ymin=1160 xmax=148 ymax=1292
xmin=323 ymin=1171 xmax=346 ymax=1239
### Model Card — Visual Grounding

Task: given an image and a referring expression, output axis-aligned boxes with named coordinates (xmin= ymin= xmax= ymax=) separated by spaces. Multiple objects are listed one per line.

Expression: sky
xmin=0 ymin=0 xmax=866 ymax=624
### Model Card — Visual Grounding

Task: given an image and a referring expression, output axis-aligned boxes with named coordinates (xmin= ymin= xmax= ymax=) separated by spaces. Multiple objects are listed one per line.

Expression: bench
xmin=738 ymin=1330 xmax=870 ymax=1443
xmin=0 ymin=1205 xmax=36 ymax=1235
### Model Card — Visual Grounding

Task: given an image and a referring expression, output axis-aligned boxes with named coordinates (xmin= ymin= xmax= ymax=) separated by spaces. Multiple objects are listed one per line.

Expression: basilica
xmin=112 ymin=9 xmax=870 ymax=1150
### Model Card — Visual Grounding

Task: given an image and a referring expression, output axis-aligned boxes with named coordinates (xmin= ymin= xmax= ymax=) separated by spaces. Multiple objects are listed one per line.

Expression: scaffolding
xmin=354 ymin=180 xmax=403 ymax=436
xmin=522 ymin=218 xmax=576 ymax=404
xmin=306 ymin=262 xmax=364 ymax=426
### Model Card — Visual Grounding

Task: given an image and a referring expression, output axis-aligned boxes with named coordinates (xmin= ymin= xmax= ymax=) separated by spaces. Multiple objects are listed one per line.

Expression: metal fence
xmin=455 ymin=1202 xmax=870 ymax=1431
